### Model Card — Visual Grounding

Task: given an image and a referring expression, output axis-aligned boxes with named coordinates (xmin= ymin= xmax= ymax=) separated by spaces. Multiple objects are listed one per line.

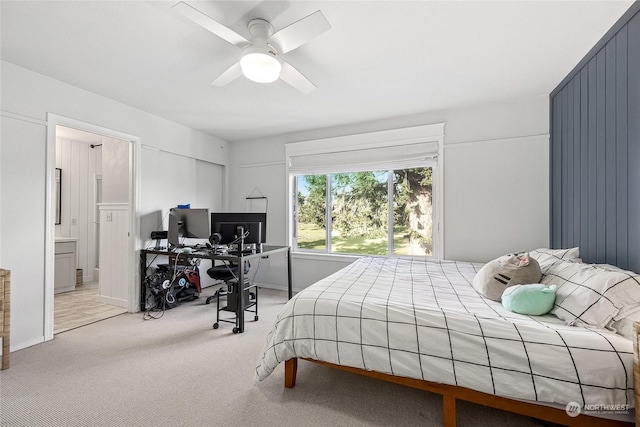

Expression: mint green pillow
xmin=501 ymin=284 xmax=557 ymax=316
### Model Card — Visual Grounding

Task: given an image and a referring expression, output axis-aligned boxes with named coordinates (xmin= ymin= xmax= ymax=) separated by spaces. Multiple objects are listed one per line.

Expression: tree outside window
xmin=295 ymin=167 xmax=433 ymax=256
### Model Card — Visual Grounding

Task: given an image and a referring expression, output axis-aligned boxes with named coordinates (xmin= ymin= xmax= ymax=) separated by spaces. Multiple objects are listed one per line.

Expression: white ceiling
xmin=1 ymin=1 xmax=634 ymax=143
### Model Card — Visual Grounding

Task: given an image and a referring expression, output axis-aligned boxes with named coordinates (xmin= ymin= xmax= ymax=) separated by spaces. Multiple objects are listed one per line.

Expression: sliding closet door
xmin=140 ymin=147 xmax=224 ymax=243
xmin=195 ymin=159 xmax=223 ymax=213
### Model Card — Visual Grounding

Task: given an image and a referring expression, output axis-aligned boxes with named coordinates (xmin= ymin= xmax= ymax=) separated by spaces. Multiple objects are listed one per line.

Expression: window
xmin=287 ymin=123 xmax=444 ymax=258
xmin=295 ymin=167 xmax=434 ymax=256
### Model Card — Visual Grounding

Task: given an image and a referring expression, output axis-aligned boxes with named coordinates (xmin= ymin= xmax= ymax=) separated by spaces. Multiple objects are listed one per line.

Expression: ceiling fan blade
xmin=173 ymin=2 xmax=249 ymax=47
xmin=268 ymin=10 xmax=331 ymax=54
xmin=279 ymin=61 xmax=316 ymax=94
xmin=211 ymin=63 xmax=243 ymax=86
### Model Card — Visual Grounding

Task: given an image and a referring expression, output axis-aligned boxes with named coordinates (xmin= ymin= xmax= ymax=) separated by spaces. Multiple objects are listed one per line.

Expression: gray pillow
xmin=472 ymin=252 xmax=542 ymax=301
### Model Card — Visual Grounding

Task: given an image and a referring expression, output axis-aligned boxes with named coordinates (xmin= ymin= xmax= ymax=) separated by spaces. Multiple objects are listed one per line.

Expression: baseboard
xmin=254 ymin=282 xmax=288 ymax=292
xmin=8 ymin=336 xmax=45 ymax=353
xmin=96 ymin=295 xmax=128 ymax=308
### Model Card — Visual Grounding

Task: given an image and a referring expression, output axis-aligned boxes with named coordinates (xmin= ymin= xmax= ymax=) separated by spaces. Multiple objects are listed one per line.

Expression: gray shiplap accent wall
xmin=550 ymin=3 xmax=640 ymax=272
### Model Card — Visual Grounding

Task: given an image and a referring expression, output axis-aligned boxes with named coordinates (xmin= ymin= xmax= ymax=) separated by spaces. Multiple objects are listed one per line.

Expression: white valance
xmin=289 ymin=141 xmax=438 ymax=174
xmin=286 ymin=123 xmax=444 ymax=175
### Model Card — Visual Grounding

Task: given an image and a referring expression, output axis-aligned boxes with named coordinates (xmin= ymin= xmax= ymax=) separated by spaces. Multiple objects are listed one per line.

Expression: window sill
xmin=291 ymin=251 xmax=362 ymax=263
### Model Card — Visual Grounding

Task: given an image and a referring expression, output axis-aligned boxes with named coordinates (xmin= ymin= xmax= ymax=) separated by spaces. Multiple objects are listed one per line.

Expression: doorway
xmin=53 ymin=126 xmax=129 ymax=333
xmin=45 ymin=115 xmax=140 ymax=341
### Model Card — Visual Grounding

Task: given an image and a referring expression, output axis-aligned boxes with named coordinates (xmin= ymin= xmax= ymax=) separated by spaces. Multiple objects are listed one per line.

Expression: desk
xmin=140 ymin=245 xmax=292 ymax=333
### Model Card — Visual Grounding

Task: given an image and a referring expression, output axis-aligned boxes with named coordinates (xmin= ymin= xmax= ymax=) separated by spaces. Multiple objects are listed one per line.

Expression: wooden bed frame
xmin=282 ymin=321 xmax=640 ymax=427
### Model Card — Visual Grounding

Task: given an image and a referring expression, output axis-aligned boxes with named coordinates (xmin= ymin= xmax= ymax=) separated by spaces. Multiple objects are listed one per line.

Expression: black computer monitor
xmin=210 ymin=212 xmax=267 ymax=245
xmin=168 ymin=208 xmax=210 ymax=247
xmin=216 ymin=221 xmax=263 ymax=245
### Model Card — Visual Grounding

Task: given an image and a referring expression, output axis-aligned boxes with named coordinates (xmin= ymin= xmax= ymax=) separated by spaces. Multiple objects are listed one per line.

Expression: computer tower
xmin=226 ymin=278 xmax=251 ymax=311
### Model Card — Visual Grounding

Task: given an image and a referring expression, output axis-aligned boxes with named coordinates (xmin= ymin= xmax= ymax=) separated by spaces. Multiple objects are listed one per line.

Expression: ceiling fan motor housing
xmin=247 ymin=18 xmax=274 ymax=42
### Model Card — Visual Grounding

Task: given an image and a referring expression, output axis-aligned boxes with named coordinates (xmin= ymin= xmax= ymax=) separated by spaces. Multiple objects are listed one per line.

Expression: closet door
xmin=195 ymin=159 xmax=223 ymax=212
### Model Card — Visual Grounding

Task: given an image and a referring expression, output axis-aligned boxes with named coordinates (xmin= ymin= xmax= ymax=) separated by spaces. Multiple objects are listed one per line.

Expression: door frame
xmin=44 ymin=114 xmax=141 ymax=341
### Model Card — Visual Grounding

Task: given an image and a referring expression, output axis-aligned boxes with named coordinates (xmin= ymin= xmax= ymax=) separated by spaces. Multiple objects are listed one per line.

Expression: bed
xmin=255 ymin=251 xmax=640 ymax=427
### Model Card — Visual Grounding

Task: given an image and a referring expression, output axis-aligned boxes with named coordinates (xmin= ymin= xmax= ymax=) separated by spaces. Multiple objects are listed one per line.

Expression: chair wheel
xmin=213 ymin=323 xmax=219 ymax=329
xmin=232 ymin=327 xmax=239 ymax=334
xmin=254 ymin=315 xmax=259 ymax=321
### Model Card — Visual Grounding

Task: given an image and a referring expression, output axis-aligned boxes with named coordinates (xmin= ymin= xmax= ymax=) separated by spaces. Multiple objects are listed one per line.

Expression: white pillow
xmin=609 ymin=311 xmax=640 ymax=340
xmin=542 ymin=261 xmax=640 ymax=328
xmin=529 ymin=247 xmax=581 ymax=276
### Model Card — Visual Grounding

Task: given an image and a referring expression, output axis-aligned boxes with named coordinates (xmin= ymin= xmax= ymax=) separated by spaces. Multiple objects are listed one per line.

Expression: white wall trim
xmin=97 ymin=203 xmax=129 ymax=209
xmin=444 ymin=133 xmax=550 ymax=149
xmin=129 ymin=138 xmax=141 ymax=313
xmin=45 ymin=119 xmax=57 ymax=341
xmin=239 ymin=160 xmax=286 ymax=169
xmin=292 ymin=252 xmax=361 ymax=263
xmin=141 ymin=143 xmax=224 ymax=165
xmin=45 ymin=114 xmax=141 ymax=341
xmin=0 ymin=110 xmax=47 ymax=126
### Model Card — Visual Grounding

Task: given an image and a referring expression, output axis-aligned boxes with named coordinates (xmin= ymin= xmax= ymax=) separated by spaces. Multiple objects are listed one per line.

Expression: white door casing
xmin=45 ymin=114 xmax=140 ymax=341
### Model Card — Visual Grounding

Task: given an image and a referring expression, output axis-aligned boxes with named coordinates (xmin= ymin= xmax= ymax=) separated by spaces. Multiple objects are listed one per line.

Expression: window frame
xmin=286 ymin=123 xmax=445 ymax=259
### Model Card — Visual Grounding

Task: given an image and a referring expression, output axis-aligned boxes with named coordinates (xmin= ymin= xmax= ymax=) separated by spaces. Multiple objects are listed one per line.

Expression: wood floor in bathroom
xmin=54 ymin=282 xmax=128 ymax=334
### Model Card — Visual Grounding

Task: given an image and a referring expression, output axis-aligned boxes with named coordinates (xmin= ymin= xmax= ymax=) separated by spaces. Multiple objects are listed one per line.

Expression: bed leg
xmin=443 ymin=394 xmax=456 ymax=427
xmin=285 ymin=358 xmax=298 ymax=388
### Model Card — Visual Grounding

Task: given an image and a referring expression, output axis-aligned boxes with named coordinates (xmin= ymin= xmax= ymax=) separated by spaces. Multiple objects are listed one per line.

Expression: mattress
xmin=255 ymin=256 xmax=634 ymax=409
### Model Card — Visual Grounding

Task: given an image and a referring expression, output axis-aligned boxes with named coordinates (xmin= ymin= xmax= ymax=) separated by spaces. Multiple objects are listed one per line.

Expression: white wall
xmin=0 ymin=61 xmax=229 ymax=351
xmin=0 ymin=117 xmax=47 ymax=349
xmin=444 ymin=134 xmax=549 ymax=262
xmin=56 ymin=133 xmax=133 ymax=282
xmin=101 ymin=136 xmax=130 ymax=204
xmin=56 ymin=136 xmax=102 ymax=281
xmin=227 ymin=95 xmax=550 ymax=289
xmin=0 ymin=57 xmax=550 ymax=350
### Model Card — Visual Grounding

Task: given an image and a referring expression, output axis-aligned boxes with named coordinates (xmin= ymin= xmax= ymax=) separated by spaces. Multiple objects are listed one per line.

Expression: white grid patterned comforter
xmin=255 ymin=257 xmax=634 ymax=408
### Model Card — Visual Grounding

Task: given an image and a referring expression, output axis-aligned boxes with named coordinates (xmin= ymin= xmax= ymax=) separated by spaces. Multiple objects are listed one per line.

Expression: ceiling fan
xmin=173 ymin=2 xmax=331 ymax=94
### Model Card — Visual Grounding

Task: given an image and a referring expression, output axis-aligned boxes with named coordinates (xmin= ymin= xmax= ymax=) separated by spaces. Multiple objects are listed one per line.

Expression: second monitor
xmin=168 ymin=208 xmax=210 ymax=247
xmin=210 ymin=212 xmax=267 ymax=245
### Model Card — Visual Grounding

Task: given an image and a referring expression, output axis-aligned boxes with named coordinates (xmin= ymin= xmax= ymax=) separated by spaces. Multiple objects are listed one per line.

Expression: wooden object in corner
xmin=634 ymin=321 xmax=640 ymax=426
xmin=0 ymin=269 xmax=10 ymax=370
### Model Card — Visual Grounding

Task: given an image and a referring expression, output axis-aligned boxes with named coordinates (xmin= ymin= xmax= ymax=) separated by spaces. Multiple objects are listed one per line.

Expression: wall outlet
xmin=71 ymin=218 xmax=77 ymax=226
xmin=106 ymin=212 xmax=113 ymax=222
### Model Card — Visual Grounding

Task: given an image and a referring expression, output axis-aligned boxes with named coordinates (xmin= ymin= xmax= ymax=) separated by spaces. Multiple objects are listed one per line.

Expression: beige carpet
xmin=1 ymin=287 xmax=550 ymax=427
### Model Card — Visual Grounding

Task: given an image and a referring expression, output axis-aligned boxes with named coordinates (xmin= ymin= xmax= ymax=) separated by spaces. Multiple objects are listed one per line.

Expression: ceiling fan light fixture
xmin=240 ymin=47 xmax=282 ymax=84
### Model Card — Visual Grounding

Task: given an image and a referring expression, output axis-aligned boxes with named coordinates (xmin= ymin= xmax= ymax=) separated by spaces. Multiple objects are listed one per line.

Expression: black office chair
xmin=206 ymin=260 xmax=258 ymax=333
xmin=205 ymin=261 xmax=249 ymax=304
